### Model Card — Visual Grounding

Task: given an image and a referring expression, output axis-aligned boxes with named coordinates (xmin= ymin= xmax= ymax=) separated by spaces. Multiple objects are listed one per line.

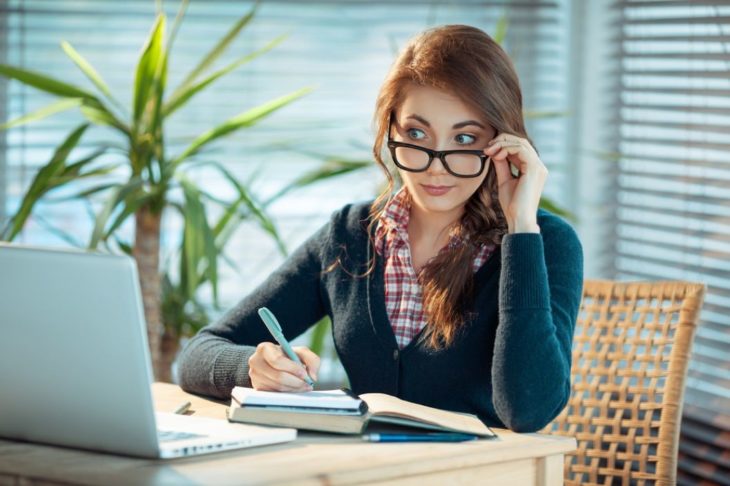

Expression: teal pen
xmin=361 ymin=432 xmax=478 ymax=443
xmin=257 ymin=307 xmax=316 ymax=387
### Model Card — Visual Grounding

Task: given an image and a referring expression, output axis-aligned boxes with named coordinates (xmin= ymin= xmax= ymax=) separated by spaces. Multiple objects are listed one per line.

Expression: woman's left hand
xmin=483 ymin=134 xmax=548 ymax=234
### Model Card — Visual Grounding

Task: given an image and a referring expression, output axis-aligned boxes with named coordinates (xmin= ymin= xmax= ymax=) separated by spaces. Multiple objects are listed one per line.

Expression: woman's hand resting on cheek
xmin=484 ymin=134 xmax=548 ymax=234
xmin=248 ymin=342 xmax=320 ymax=392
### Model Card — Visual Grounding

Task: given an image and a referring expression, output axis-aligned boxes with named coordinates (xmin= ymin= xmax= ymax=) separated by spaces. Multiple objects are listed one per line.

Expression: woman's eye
xmin=455 ymin=133 xmax=477 ymax=145
xmin=407 ymin=128 xmax=426 ymax=140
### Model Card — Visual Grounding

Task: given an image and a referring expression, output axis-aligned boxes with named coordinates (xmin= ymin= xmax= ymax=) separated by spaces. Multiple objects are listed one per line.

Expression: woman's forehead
xmin=396 ymin=84 xmax=488 ymax=128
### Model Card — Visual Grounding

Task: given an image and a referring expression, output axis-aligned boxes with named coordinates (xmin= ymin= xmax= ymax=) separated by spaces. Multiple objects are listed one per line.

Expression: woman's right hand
xmin=248 ymin=342 xmax=320 ymax=392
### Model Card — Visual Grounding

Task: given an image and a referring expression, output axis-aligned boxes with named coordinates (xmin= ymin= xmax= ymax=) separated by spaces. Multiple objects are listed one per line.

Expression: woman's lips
xmin=421 ymin=184 xmax=453 ymax=196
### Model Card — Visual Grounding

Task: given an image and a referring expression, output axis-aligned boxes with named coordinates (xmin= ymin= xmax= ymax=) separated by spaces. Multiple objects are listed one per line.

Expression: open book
xmin=228 ymin=387 xmax=495 ymax=438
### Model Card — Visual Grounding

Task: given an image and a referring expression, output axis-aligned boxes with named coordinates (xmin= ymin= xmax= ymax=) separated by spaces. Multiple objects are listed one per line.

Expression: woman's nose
xmin=427 ymin=154 xmax=449 ymax=175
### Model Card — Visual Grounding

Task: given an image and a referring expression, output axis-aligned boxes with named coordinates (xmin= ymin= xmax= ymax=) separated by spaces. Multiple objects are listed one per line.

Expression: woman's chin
xmin=411 ymin=192 xmax=465 ymax=215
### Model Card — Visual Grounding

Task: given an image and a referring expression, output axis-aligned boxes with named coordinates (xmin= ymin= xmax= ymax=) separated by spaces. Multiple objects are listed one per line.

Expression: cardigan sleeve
xmin=177 ymin=219 xmax=332 ymax=399
xmin=491 ymin=213 xmax=584 ymax=432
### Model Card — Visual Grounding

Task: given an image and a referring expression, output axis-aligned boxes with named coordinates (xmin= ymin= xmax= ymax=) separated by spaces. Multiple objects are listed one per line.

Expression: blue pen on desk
xmin=361 ymin=432 xmax=478 ymax=443
xmin=257 ymin=307 xmax=316 ymax=387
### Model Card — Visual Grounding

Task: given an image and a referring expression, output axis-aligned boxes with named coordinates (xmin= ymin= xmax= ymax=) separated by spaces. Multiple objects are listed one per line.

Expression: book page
xmin=232 ymin=386 xmax=362 ymax=410
xmin=361 ymin=393 xmax=495 ymax=437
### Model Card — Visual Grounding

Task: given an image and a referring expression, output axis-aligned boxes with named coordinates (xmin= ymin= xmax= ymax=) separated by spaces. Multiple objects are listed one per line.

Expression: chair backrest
xmin=545 ymin=280 xmax=706 ymax=486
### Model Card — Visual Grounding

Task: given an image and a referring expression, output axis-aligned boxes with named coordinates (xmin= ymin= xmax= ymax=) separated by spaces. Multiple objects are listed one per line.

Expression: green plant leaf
xmin=213 ymin=215 xmax=244 ymax=262
xmin=102 ymin=191 xmax=154 ymax=243
xmin=539 ymin=196 xmax=575 ymax=221
xmin=166 ymin=0 xmax=189 ymax=52
xmin=494 ymin=15 xmax=508 ymax=45
xmin=33 ymin=212 xmax=84 ymax=248
xmin=189 ymin=186 xmax=249 ymax=264
xmin=208 ymin=192 xmax=253 ymax=256
xmin=586 ymin=148 xmax=622 ymax=162
xmin=173 ymin=0 xmax=260 ymax=93
xmin=89 ymin=178 xmax=145 ymax=249
xmin=128 ymin=13 xmax=168 ymax=182
xmin=170 ymin=86 xmax=314 ymax=170
xmin=211 ymin=195 xmax=245 ymax=242
xmin=198 ymin=187 xmax=232 ymax=206
xmin=163 ymin=33 xmax=287 ymax=118
xmin=266 ymin=157 xmax=371 ymax=206
xmin=147 ymin=45 xmax=169 ymax=176
xmin=80 ymin=99 xmax=130 ymax=134
xmin=1 ymin=124 xmax=89 ymax=241
xmin=52 ymin=166 xmax=119 ymax=190
xmin=308 ymin=317 xmax=331 ymax=356
xmin=166 ymin=170 xmax=271 ymax=310
xmin=57 ymin=147 xmax=107 ymax=174
xmin=0 ymin=64 xmax=95 ymax=98
xmin=179 ymin=177 xmax=218 ymax=302
xmin=149 ymin=13 xmax=170 ymax=139
xmin=60 ymin=41 xmax=120 ymax=109
xmin=205 ymin=161 xmax=287 ymax=256
xmin=133 ymin=14 xmax=166 ymax=127
xmin=115 ymin=237 xmax=134 ymax=256
xmin=523 ymin=109 xmax=570 ymax=119
xmin=48 ymin=182 xmax=118 ymax=202
xmin=44 ymin=151 xmax=115 ymax=201
xmin=0 ymin=98 xmax=82 ymax=130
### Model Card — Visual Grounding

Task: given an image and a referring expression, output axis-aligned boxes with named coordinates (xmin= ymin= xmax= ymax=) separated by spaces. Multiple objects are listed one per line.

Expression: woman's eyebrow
xmin=406 ymin=114 xmax=487 ymax=130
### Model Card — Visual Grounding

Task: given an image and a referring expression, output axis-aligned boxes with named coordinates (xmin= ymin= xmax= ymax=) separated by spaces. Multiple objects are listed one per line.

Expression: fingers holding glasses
xmin=484 ymin=134 xmax=545 ymax=179
xmin=482 ymin=133 xmax=548 ymax=234
xmin=484 ymin=136 xmax=524 ymax=163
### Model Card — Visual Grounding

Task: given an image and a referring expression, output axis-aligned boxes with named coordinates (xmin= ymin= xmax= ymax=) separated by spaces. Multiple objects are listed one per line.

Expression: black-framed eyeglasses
xmin=387 ymin=114 xmax=490 ymax=178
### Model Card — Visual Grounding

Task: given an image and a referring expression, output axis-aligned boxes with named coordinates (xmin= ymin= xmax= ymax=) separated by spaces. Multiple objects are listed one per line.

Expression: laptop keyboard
xmin=157 ymin=429 xmax=207 ymax=442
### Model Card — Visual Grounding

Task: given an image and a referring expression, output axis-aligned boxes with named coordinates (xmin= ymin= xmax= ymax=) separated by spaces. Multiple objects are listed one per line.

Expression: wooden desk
xmin=0 ymin=383 xmax=575 ymax=485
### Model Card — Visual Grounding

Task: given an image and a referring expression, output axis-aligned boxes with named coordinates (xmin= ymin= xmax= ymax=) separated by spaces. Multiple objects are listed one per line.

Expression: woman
xmin=178 ymin=24 xmax=583 ymax=433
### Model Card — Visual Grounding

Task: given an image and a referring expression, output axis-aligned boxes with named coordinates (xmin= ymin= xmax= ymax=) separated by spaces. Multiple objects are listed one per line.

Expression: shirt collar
xmin=379 ymin=187 xmax=410 ymax=235
xmin=375 ymin=187 xmax=493 ymax=254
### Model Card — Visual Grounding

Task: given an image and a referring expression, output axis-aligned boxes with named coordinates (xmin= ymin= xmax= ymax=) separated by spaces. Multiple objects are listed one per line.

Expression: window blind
xmin=610 ymin=1 xmax=730 ymax=484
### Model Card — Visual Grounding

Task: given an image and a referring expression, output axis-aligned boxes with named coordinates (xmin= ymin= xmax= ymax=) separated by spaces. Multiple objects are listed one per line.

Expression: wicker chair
xmin=545 ymin=280 xmax=706 ymax=486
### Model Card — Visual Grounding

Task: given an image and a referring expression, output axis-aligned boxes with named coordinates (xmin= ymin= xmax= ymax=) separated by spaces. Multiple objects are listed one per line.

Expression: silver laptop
xmin=0 ymin=243 xmax=296 ymax=459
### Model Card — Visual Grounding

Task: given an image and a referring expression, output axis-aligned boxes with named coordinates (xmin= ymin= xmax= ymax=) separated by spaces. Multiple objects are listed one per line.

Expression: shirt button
xmin=393 ymin=349 xmax=399 ymax=361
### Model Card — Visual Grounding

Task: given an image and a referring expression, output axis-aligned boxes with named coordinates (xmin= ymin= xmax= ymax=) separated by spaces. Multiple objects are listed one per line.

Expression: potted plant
xmin=0 ymin=1 xmax=317 ymax=380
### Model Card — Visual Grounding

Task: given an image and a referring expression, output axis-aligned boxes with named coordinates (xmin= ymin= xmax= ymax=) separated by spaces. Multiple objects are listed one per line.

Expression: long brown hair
xmin=367 ymin=24 xmax=537 ymax=349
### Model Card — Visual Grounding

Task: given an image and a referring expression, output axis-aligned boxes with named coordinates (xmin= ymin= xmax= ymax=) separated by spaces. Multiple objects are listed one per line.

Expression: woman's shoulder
xmin=314 ymin=200 xmax=375 ymax=271
xmin=536 ymin=207 xmax=583 ymax=256
xmin=326 ymin=199 xmax=376 ymax=235
xmin=335 ymin=199 xmax=374 ymax=219
xmin=537 ymin=208 xmax=578 ymax=240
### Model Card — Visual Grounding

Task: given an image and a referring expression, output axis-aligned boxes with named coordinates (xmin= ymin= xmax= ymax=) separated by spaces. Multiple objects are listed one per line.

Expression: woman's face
xmin=391 ymin=84 xmax=496 ymax=218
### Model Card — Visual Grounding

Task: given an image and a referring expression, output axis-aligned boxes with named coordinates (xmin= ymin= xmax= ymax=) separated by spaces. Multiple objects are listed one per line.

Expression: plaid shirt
xmin=374 ymin=189 xmax=496 ymax=349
